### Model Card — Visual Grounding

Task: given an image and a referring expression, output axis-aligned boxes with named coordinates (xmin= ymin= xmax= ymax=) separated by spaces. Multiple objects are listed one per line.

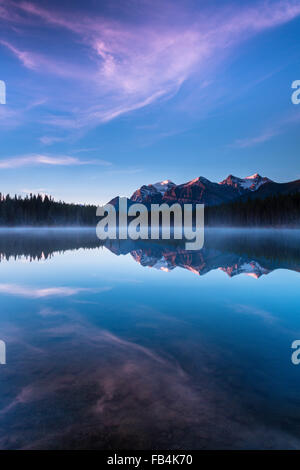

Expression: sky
xmin=0 ymin=0 xmax=300 ymax=205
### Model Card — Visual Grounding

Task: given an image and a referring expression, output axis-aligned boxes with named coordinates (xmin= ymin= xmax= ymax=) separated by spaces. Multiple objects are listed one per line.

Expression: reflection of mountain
xmin=0 ymin=229 xmax=299 ymax=279
xmin=108 ymin=243 xmax=272 ymax=278
xmin=104 ymin=231 xmax=300 ymax=278
xmin=219 ymin=261 xmax=270 ymax=279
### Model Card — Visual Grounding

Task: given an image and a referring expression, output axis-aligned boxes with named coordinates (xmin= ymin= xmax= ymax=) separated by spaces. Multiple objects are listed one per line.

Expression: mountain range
xmin=111 ymin=173 xmax=300 ymax=207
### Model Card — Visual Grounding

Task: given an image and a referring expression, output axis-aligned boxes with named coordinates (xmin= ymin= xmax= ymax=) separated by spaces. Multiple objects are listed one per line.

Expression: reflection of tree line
xmin=0 ymin=230 xmax=299 ymax=276
xmin=0 ymin=230 xmax=104 ymax=261
xmin=203 ymin=231 xmax=300 ymax=266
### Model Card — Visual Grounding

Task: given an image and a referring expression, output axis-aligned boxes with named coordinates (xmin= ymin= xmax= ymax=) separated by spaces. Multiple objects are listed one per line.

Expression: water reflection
xmin=0 ymin=229 xmax=300 ymax=449
xmin=1 ymin=228 xmax=299 ymax=278
xmin=0 ymin=228 xmax=102 ymax=262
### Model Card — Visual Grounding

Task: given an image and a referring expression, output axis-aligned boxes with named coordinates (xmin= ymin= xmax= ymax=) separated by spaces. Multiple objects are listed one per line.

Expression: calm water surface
xmin=0 ymin=228 xmax=300 ymax=449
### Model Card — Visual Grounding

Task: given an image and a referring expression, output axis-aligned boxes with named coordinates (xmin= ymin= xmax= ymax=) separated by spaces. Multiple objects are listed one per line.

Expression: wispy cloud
xmin=1 ymin=0 xmax=299 ymax=129
xmin=39 ymin=136 xmax=65 ymax=146
xmin=232 ymin=303 xmax=274 ymax=322
xmin=232 ymin=129 xmax=280 ymax=148
xmin=20 ymin=187 xmax=49 ymax=197
xmin=0 ymin=154 xmax=111 ymax=168
xmin=0 ymin=39 xmax=89 ymax=78
xmin=0 ymin=105 xmax=22 ymax=129
xmin=0 ymin=283 xmax=112 ymax=298
xmin=102 ymin=167 xmax=143 ymax=176
xmin=0 ymin=39 xmax=36 ymax=68
xmin=232 ymin=110 xmax=300 ymax=148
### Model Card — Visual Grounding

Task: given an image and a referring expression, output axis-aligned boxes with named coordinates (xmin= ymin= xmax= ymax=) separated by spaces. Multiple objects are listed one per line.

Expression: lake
xmin=0 ymin=228 xmax=300 ymax=449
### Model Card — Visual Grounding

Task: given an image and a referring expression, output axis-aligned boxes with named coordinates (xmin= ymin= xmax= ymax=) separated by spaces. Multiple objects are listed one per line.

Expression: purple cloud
xmin=1 ymin=0 xmax=300 ymax=130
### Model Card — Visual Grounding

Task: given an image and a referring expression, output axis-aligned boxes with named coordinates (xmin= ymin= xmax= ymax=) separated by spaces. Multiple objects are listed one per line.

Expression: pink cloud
xmin=0 ymin=39 xmax=89 ymax=79
xmin=1 ymin=0 xmax=300 ymax=128
xmin=0 ymin=39 xmax=36 ymax=68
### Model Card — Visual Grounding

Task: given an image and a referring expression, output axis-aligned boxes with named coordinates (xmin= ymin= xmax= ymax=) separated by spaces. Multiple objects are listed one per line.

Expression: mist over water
xmin=0 ymin=228 xmax=300 ymax=449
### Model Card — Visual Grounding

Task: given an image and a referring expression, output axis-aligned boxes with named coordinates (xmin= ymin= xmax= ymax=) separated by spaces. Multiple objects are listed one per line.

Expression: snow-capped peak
xmin=130 ymin=179 xmax=176 ymax=202
xmin=245 ymin=173 xmax=260 ymax=180
xmin=243 ymin=173 xmax=272 ymax=190
xmin=152 ymin=180 xmax=175 ymax=194
xmin=219 ymin=173 xmax=271 ymax=192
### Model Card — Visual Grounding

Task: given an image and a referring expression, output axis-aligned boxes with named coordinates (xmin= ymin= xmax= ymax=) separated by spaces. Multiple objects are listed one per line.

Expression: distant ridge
xmin=110 ymin=174 xmax=300 ymax=207
xmin=0 ymin=173 xmax=299 ymax=227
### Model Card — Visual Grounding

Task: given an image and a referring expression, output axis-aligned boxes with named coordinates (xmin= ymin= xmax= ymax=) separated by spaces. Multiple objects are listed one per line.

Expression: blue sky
xmin=0 ymin=0 xmax=300 ymax=204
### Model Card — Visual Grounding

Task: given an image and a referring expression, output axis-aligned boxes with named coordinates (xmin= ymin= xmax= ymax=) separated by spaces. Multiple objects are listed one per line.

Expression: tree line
xmin=205 ymin=191 xmax=300 ymax=227
xmin=0 ymin=193 xmax=97 ymax=226
xmin=0 ymin=191 xmax=299 ymax=227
